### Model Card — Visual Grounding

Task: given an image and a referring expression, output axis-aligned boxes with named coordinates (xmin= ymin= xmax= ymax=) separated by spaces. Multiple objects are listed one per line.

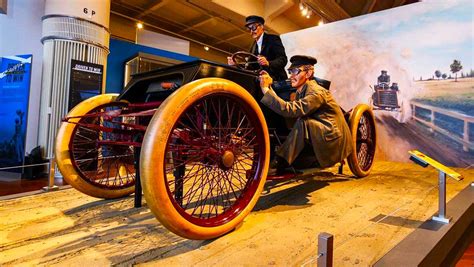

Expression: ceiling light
xmin=318 ymin=20 xmax=324 ymax=26
xmin=306 ymin=10 xmax=312 ymax=18
xmin=204 ymin=46 xmax=209 ymax=51
xmin=302 ymin=7 xmax=308 ymax=16
xmin=136 ymin=22 xmax=143 ymax=29
xmin=299 ymin=3 xmax=304 ymax=11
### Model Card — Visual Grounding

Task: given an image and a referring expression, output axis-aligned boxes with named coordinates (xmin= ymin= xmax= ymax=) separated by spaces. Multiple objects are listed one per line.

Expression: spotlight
xmin=299 ymin=3 xmax=304 ymax=11
xmin=136 ymin=22 xmax=143 ymax=29
xmin=204 ymin=46 xmax=209 ymax=51
xmin=306 ymin=10 xmax=311 ymax=18
xmin=318 ymin=20 xmax=324 ymax=26
xmin=302 ymin=7 xmax=308 ymax=16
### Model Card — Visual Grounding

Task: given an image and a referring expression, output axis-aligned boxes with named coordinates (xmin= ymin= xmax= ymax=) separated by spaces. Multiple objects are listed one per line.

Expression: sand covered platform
xmin=0 ymin=161 xmax=472 ymax=266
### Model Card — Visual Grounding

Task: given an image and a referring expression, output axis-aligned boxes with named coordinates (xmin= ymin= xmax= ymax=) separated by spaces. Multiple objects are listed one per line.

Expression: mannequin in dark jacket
xmin=228 ymin=15 xmax=288 ymax=82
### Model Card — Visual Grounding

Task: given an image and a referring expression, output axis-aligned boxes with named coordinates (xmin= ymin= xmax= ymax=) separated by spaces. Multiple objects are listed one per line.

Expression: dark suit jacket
xmin=250 ymin=33 xmax=288 ymax=82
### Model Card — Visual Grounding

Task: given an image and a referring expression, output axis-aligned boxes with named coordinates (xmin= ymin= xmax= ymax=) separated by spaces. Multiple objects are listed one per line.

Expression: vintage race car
xmin=55 ymin=52 xmax=376 ymax=239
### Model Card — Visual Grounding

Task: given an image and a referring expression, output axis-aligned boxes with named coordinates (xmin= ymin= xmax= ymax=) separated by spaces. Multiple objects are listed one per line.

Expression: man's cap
xmin=289 ymin=55 xmax=317 ymax=69
xmin=245 ymin=15 xmax=265 ymax=27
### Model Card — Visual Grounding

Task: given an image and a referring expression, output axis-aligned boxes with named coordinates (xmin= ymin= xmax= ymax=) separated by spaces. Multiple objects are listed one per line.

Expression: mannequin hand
xmin=227 ymin=56 xmax=235 ymax=66
xmin=257 ymin=55 xmax=269 ymax=66
xmin=259 ymin=70 xmax=272 ymax=94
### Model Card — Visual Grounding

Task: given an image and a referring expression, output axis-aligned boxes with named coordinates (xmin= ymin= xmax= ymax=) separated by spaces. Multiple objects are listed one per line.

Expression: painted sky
xmin=354 ymin=0 xmax=473 ymax=80
xmin=281 ymin=0 xmax=473 ymax=111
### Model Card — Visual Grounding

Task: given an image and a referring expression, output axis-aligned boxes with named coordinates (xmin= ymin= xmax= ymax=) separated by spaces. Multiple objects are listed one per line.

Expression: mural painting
xmin=281 ymin=0 xmax=473 ymax=167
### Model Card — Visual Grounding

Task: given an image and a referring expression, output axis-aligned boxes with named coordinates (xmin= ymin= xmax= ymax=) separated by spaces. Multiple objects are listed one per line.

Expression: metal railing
xmin=411 ymin=101 xmax=473 ymax=152
xmin=0 ymin=158 xmax=59 ymax=192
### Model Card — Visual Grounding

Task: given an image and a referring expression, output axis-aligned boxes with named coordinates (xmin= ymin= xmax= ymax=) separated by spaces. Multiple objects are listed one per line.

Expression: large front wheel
xmin=347 ymin=104 xmax=376 ymax=177
xmin=141 ymin=78 xmax=270 ymax=239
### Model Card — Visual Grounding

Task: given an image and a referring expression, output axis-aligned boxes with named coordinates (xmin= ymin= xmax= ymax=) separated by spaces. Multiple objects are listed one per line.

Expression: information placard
xmin=69 ymin=60 xmax=103 ymax=111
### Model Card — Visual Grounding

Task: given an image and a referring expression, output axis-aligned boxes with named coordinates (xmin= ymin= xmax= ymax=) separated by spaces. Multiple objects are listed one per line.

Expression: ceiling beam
xmin=0 ymin=0 xmax=7 ymax=14
xmin=111 ymin=10 xmax=240 ymax=54
xmin=362 ymin=0 xmax=377 ymax=14
xmin=264 ymin=0 xmax=293 ymax=21
xmin=213 ymin=32 xmax=248 ymax=45
xmin=392 ymin=0 xmax=407 ymax=7
xmin=306 ymin=0 xmax=350 ymax=22
xmin=137 ymin=0 xmax=172 ymax=19
xmin=179 ymin=16 xmax=214 ymax=33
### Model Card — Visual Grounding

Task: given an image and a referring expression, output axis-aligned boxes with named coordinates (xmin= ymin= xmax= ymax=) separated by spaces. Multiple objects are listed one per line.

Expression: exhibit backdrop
xmin=281 ymin=0 xmax=473 ymax=167
xmin=0 ymin=55 xmax=32 ymax=169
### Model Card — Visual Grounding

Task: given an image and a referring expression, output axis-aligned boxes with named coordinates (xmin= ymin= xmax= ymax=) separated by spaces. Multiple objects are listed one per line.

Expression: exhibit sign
xmin=0 ymin=55 xmax=32 ymax=169
xmin=69 ymin=60 xmax=103 ymax=111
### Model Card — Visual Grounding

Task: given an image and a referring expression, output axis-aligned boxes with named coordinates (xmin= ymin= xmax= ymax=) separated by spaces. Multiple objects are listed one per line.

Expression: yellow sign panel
xmin=408 ymin=150 xmax=463 ymax=181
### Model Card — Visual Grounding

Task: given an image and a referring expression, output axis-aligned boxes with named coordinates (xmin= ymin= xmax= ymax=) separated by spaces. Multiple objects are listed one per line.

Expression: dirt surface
xmin=0 ymin=161 xmax=472 ymax=266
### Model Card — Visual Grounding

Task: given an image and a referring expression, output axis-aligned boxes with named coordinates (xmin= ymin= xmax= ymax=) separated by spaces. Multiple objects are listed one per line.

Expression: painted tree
xmin=450 ymin=59 xmax=463 ymax=81
xmin=435 ymin=70 xmax=441 ymax=79
xmin=442 ymin=73 xmax=447 ymax=79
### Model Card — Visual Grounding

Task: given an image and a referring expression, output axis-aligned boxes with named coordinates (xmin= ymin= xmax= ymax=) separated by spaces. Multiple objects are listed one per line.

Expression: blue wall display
xmin=0 ymin=55 xmax=32 ymax=169
xmin=106 ymin=39 xmax=197 ymax=93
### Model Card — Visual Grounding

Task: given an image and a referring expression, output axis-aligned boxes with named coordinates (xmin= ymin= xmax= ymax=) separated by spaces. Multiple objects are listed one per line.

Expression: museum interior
xmin=0 ymin=0 xmax=473 ymax=265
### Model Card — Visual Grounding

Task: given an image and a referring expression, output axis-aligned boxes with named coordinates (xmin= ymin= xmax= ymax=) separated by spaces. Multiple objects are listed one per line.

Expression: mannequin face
xmin=248 ymin=23 xmax=264 ymax=40
xmin=289 ymin=67 xmax=311 ymax=90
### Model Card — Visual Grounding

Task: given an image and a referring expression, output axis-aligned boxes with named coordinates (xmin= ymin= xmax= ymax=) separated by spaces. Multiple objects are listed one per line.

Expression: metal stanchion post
xmin=317 ymin=232 xmax=333 ymax=267
xmin=409 ymin=150 xmax=463 ymax=224
xmin=432 ymin=171 xmax=450 ymax=223
xmin=42 ymin=158 xmax=59 ymax=192
xmin=134 ymin=147 xmax=142 ymax=208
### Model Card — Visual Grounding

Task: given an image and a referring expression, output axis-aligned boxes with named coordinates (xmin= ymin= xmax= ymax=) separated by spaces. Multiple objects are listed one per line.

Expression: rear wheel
xmin=347 ymin=104 xmax=376 ymax=177
xmin=141 ymin=78 xmax=270 ymax=239
xmin=55 ymin=94 xmax=136 ymax=199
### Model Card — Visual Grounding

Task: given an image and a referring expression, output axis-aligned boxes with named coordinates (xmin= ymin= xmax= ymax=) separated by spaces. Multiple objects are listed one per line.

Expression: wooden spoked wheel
xmin=141 ymin=78 xmax=270 ymax=239
xmin=55 ymin=94 xmax=136 ymax=199
xmin=347 ymin=104 xmax=376 ymax=177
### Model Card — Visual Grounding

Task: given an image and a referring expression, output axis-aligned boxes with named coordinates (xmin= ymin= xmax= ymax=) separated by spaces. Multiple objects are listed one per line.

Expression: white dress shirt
xmin=256 ymin=33 xmax=264 ymax=54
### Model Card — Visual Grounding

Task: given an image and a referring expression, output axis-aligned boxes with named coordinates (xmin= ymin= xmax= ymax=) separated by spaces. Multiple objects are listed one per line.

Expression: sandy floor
xmin=0 ymin=161 xmax=472 ymax=266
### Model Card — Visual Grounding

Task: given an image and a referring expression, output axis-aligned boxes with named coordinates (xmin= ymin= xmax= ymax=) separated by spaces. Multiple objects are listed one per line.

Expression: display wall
xmin=0 ymin=0 xmax=44 ymax=155
xmin=0 ymin=55 xmax=31 ymax=168
xmin=281 ymin=0 xmax=473 ymax=167
xmin=106 ymin=38 xmax=197 ymax=93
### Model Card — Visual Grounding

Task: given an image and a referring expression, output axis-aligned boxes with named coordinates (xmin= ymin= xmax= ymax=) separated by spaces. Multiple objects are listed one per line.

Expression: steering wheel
xmin=231 ymin=51 xmax=261 ymax=72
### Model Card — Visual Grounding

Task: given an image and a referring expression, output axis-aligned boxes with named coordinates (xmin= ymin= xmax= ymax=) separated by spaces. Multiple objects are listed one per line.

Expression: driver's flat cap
xmin=289 ymin=55 xmax=317 ymax=69
xmin=245 ymin=15 xmax=265 ymax=27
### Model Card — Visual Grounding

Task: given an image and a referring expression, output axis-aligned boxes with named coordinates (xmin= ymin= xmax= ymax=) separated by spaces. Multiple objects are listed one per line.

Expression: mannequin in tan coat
xmin=259 ymin=55 xmax=353 ymax=170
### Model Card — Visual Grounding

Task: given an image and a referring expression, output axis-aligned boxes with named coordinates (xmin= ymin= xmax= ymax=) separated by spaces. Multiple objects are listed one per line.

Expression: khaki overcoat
xmin=261 ymin=79 xmax=353 ymax=167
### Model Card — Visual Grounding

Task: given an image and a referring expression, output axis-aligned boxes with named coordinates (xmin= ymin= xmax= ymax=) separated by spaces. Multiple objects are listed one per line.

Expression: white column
xmin=38 ymin=0 xmax=111 ymax=158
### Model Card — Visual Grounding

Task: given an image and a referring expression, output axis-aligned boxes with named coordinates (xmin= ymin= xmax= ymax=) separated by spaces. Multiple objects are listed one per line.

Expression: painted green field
xmin=413 ymin=77 xmax=474 ymax=116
